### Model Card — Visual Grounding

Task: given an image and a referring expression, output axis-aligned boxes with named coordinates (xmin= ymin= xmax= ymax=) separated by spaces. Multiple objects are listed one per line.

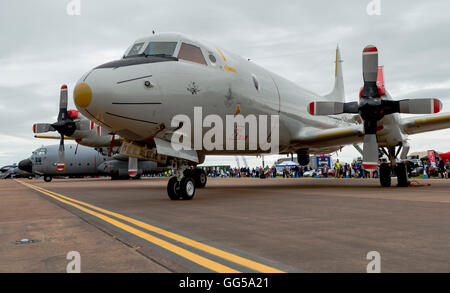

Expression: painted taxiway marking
xmin=15 ymin=180 xmax=285 ymax=273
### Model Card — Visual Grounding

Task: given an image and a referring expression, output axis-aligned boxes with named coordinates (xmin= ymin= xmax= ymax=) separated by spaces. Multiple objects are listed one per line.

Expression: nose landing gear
xmin=167 ymin=160 xmax=207 ymax=200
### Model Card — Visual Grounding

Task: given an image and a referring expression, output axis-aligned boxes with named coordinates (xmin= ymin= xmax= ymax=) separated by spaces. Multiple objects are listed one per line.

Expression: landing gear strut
xmin=167 ymin=160 xmax=207 ymax=200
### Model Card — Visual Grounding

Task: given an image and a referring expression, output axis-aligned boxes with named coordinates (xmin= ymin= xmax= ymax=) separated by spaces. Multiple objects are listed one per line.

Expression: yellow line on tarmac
xmin=15 ymin=180 xmax=239 ymax=273
xmin=16 ymin=180 xmax=285 ymax=273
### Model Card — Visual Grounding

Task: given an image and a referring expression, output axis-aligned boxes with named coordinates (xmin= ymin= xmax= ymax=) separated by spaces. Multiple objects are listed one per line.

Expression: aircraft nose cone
xmin=18 ymin=159 xmax=32 ymax=173
xmin=74 ymin=82 xmax=93 ymax=108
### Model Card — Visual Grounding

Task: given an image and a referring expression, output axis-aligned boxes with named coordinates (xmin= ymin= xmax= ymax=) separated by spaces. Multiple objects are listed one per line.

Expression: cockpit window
xmin=127 ymin=42 xmax=145 ymax=57
xmin=178 ymin=43 xmax=207 ymax=65
xmin=144 ymin=42 xmax=177 ymax=57
xmin=36 ymin=148 xmax=47 ymax=156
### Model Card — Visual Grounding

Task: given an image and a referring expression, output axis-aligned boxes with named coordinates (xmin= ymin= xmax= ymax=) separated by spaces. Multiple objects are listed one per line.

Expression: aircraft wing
xmin=290 ymin=124 xmax=364 ymax=149
xmin=34 ymin=135 xmax=75 ymax=140
xmin=401 ymin=112 xmax=450 ymax=135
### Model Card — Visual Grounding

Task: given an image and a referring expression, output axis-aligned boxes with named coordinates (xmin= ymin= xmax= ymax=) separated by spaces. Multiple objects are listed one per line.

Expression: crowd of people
xmin=202 ymin=159 xmax=374 ymax=179
xmin=424 ymin=158 xmax=450 ymax=179
xmin=201 ymin=158 xmax=450 ymax=179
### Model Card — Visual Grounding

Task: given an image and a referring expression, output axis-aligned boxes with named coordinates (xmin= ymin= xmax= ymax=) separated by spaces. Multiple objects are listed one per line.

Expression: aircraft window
xmin=126 ymin=42 xmax=146 ymax=57
xmin=178 ymin=43 xmax=207 ymax=65
xmin=144 ymin=42 xmax=177 ymax=57
xmin=35 ymin=157 xmax=42 ymax=165
xmin=209 ymin=54 xmax=216 ymax=63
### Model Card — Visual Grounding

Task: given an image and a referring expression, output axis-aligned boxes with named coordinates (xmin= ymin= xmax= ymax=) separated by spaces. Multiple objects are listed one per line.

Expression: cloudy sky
xmin=1 ymin=0 xmax=450 ymax=168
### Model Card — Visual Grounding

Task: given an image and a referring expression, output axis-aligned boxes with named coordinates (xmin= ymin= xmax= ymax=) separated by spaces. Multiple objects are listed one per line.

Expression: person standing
xmin=438 ymin=159 xmax=445 ymax=179
xmin=334 ymin=160 xmax=341 ymax=178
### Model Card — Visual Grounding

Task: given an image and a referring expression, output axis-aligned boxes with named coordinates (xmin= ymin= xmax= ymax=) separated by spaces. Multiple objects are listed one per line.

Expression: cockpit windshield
xmin=125 ymin=41 xmax=178 ymax=58
xmin=144 ymin=42 xmax=177 ymax=57
xmin=35 ymin=148 xmax=47 ymax=156
xmin=126 ymin=42 xmax=146 ymax=57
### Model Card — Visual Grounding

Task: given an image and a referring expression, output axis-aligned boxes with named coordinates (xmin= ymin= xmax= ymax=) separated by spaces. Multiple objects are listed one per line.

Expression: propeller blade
xmin=308 ymin=101 xmax=359 ymax=115
xmin=362 ymin=45 xmax=379 ymax=98
xmin=57 ymin=135 xmax=65 ymax=172
xmin=128 ymin=157 xmax=138 ymax=177
xmin=57 ymin=85 xmax=68 ymax=122
xmin=362 ymin=134 xmax=379 ymax=171
xmin=362 ymin=45 xmax=378 ymax=83
xmin=33 ymin=123 xmax=55 ymax=133
xmin=398 ymin=98 xmax=442 ymax=114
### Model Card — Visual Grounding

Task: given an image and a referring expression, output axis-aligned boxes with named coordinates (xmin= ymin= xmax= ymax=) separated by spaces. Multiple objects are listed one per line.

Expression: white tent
xmin=275 ymin=160 xmax=299 ymax=168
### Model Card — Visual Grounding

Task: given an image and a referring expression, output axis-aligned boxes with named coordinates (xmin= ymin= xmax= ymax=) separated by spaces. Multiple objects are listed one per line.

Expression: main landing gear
xmin=379 ymin=145 xmax=410 ymax=188
xmin=167 ymin=160 xmax=207 ymax=200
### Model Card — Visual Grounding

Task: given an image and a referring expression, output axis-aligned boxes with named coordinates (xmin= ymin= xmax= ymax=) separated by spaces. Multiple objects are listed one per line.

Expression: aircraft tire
xmin=167 ymin=177 xmax=181 ymax=200
xmin=193 ymin=169 xmax=207 ymax=188
xmin=396 ymin=162 xmax=409 ymax=187
xmin=180 ymin=177 xmax=195 ymax=200
xmin=379 ymin=163 xmax=391 ymax=187
xmin=44 ymin=175 xmax=52 ymax=183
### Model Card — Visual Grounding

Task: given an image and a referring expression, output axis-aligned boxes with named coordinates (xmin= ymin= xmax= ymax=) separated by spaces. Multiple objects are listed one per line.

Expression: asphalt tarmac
xmin=1 ymin=177 xmax=449 ymax=273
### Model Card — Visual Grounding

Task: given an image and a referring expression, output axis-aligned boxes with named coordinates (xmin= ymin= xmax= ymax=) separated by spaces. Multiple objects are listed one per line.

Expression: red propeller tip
xmin=32 ymin=124 xmax=37 ymax=133
xmin=363 ymin=46 xmax=378 ymax=53
xmin=128 ymin=170 xmax=138 ymax=177
xmin=433 ymin=99 xmax=442 ymax=113
xmin=308 ymin=102 xmax=315 ymax=115
xmin=61 ymin=85 xmax=68 ymax=90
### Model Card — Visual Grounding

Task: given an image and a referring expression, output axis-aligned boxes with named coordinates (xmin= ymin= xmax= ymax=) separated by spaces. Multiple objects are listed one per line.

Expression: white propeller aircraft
xmin=69 ymin=32 xmax=450 ymax=200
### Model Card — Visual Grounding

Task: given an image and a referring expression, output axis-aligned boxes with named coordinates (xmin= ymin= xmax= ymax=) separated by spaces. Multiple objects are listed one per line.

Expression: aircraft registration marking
xmin=15 ymin=180 xmax=285 ymax=273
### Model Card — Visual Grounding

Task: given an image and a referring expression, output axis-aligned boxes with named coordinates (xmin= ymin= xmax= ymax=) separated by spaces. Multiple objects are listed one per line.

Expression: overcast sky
xmin=1 ymin=0 xmax=450 ymax=168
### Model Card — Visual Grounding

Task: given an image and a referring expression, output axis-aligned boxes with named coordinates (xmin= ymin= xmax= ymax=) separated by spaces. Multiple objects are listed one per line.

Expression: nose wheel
xmin=167 ymin=160 xmax=201 ymax=200
xmin=167 ymin=176 xmax=196 ymax=200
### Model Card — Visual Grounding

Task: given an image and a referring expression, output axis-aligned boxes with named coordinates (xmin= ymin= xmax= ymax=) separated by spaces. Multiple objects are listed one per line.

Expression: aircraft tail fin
xmin=323 ymin=45 xmax=345 ymax=102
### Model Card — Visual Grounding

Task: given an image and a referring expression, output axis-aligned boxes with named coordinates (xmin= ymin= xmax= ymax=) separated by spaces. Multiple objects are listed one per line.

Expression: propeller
xmin=307 ymin=45 xmax=443 ymax=171
xmin=33 ymin=85 xmax=78 ymax=171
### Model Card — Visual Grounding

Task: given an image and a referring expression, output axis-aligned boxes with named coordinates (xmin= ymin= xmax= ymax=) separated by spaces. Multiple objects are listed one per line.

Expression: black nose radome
xmin=18 ymin=159 xmax=32 ymax=173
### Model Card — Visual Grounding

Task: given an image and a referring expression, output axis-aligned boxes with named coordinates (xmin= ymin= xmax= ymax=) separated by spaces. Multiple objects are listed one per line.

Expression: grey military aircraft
xmin=0 ymin=164 xmax=32 ymax=179
xmin=18 ymin=144 xmax=161 ymax=182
